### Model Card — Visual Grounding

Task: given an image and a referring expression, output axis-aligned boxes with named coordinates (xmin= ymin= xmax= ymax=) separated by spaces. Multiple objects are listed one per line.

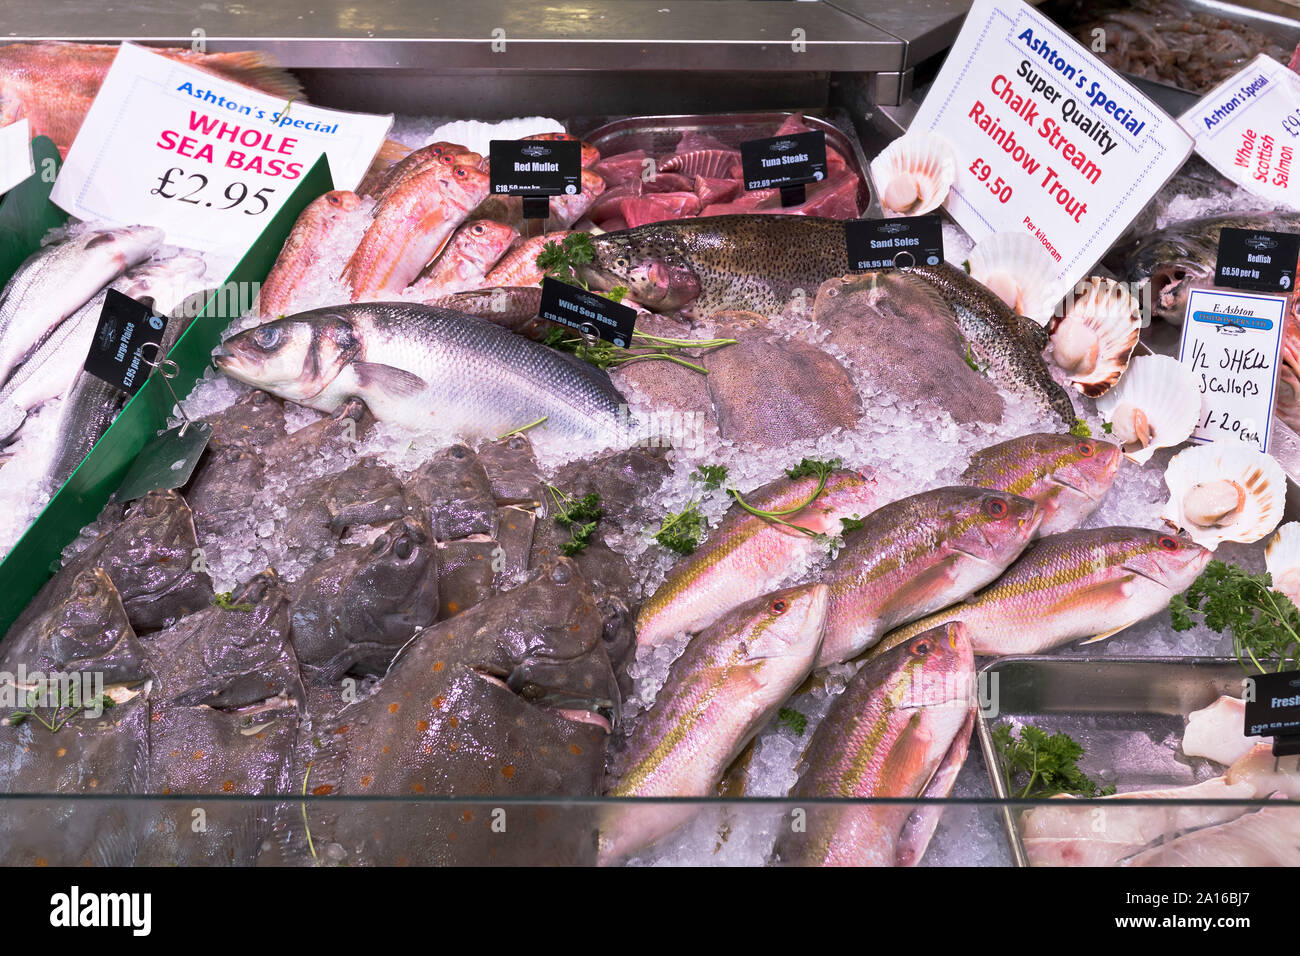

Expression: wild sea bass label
xmin=908 ymin=0 xmax=1192 ymax=297
xmin=538 ymin=278 xmax=636 ymax=348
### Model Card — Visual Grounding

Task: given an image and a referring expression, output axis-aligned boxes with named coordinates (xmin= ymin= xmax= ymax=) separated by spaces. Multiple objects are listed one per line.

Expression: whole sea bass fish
xmin=876 ymin=527 xmax=1212 ymax=656
xmin=771 ymin=622 xmax=975 ymax=867
xmin=599 ymin=584 xmax=828 ymax=864
xmin=1108 ymin=212 xmax=1300 ymax=324
xmin=214 ymin=303 xmax=628 ymax=443
xmin=818 ymin=487 xmax=1040 ymax=666
xmin=908 ymin=262 xmax=1076 ymax=427
xmin=0 ymin=225 xmax=163 ymax=386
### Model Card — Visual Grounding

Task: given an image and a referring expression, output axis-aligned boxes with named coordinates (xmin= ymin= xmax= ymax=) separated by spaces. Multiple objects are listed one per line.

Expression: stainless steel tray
xmin=975 ymin=655 xmax=1272 ymax=867
xmin=578 ymin=109 xmax=878 ymax=218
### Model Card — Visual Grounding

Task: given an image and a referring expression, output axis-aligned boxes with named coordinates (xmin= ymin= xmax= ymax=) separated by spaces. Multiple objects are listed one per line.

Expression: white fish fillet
xmin=1183 ymin=695 xmax=1268 ymax=765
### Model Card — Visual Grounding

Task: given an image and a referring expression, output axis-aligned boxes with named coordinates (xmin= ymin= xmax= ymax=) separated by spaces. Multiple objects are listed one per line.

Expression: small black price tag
xmin=1244 ymin=669 xmax=1300 ymax=755
xmin=845 ymin=214 xmax=945 ymax=272
xmin=739 ymin=130 xmax=827 ymax=193
xmin=489 ymin=139 xmax=581 ymax=198
xmin=83 ymin=288 xmax=168 ymax=395
xmin=538 ymin=278 xmax=636 ymax=348
xmin=1214 ymin=228 xmax=1300 ymax=293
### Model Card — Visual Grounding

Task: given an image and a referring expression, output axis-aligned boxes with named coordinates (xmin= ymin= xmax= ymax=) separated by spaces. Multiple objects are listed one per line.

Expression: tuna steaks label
xmin=845 ymin=214 xmax=944 ymax=272
xmin=489 ymin=140 xmax=581 ymax=198
xmin=0 ymin=118 xmax=34 ymax=195
xmin=83 ymin=288 xmax=168 ymax=395
xmin=538 ymin=277 xmax=636 ymax=348
xmin=739 ymin=130 xmax=827 ymax=193
xmin=1177 ymin=287 xmax=1285 ymax=453
xmin=1180 ymin=55 xmax=1300 ymax=211
xmin=50 ymin=43 xmax=393 ymax=253
xmin=1214 ymin=228 xmax=1300 ymax=293
xmin=1244 ymin=670 xmax=1300 ymax=754
xmin=908 ymin=0 xmax=1191 ymax=295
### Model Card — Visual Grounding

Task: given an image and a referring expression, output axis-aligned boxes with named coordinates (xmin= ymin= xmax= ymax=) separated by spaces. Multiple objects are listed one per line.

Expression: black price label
xmin=739 ymin=130 xmax=827 ymax=193
xmin=539 ymin=278 xmax=636 ymax=348
xmin=83 ymin=288 xmax=168 ymax=395
xmin=489 ymin=139 xmax=581 ymax=198
xmin=845 ymin=214 xmax=945 ymax=272
xmin=1214 ymin=228 xmax=1300 ymax=293
xmin=1244 ymin=669 xmax=1300 ymax=755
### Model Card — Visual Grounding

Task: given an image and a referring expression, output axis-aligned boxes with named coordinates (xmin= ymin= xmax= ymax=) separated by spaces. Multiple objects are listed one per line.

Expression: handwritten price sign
xmin=51 ymin=43 xmax=392 ymax=253
xmin=1178 ymin=288 xmax=1286 ymax=453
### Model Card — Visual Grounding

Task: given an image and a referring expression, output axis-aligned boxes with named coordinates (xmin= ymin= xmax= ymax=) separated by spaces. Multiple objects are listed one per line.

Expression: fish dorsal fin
xmin=352 ymin=361 xmax=427 ymax=398
xmin=896 ymin=269 xmax=961 ymax=326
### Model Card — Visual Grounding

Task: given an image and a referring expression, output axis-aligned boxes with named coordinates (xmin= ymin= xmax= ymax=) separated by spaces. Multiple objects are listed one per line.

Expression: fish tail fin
xmin=179 ymin=51 xmax=303 ymax=100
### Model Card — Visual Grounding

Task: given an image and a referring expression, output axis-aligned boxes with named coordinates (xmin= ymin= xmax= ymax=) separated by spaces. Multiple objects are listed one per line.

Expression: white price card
xmin=909 ymin=0 xmax=1193 ymax=297
xmin=1179 ymin=54 xmax=1300 ymax=211
xmin=1178 ymin=287 xmax=1286 ymax=453
xmin=51 ymin=43 xmax=392 ymax=254
xmin=0 ymin=119 xmax=34 ymax=195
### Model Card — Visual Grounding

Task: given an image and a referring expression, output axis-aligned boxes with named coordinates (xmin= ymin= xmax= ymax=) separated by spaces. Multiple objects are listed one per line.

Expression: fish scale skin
xmin=876 ymin=527 xmax=1211 ymax=656
xmin=634 ymin=470 xmax=880 ymax=648
xmin=910 ymin=263 xmax=1076 ymax=427
xmin=772 ymin=622 xmax=973 ymax=867
xmin=818 ymin=487 xmax=1039 ymax=666
xmin=334 ymin=304 xmax=626 ymax=442
xmin=584 ymin=215 xmax=849 ymax=318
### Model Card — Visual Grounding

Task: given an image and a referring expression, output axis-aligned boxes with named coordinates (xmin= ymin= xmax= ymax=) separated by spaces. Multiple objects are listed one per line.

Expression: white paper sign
xmin=0 ymin=119 xmax=34 ymax=196
xmin=1178 ymin=287 xmax=1286 ymax=453
xmin=1179 ymin=55 xmax=1300 ymax=210
xmin=51 ymin=43 xmax=392 ymax=253
xmin=909 ymin=0 xmax=1193 ymax=297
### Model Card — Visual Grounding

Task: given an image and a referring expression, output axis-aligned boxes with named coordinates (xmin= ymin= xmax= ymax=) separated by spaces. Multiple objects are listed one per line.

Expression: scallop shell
xmin=1050 ymin=276 xmax=1141 ymax=397
xmin=870 ymin=132 xmax=956 ymax=217
xmin=966 ymin=232 xmax=1061 ymax=325
xmin=1266 ymin=522 xmax=1300 ymax=607
xmin=1095 ymin=354 xmax=1202 ymax=465
xmin=1162 ymin=442 xmax=1285 ymax=550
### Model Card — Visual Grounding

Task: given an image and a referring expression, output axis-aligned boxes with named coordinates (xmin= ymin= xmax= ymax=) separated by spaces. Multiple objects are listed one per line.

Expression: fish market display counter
xmin=4 ymin=0 xmax=1300 ymax=871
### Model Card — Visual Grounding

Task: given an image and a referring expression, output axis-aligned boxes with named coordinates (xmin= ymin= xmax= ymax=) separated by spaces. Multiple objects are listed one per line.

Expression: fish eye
xmin=1077 ymin=441 xmax=1095 ymax=458
xmin=454 ymin=166 xmax=468 ymax=178
xmin=1158 ymin=535 xmax=1180 ymax=551
xmin=984 ymin=497 xmax=1009 ymax=518
xmin=471 ymin=223 xmax=486 ymax=235
xmin=252 ymin=326 xmax=282 ymax=350
xmin=393 ymin=537 xmax=414 ymax=560
xmin=910 ymin=638 xmax=932 ymax=656
xmin=614 ymin=256 xmax=629 ymax=270
xmin=769 ymin=598 xmax=788 ymax=615
xmin=326 ymin=193 xmax=344 ymax=207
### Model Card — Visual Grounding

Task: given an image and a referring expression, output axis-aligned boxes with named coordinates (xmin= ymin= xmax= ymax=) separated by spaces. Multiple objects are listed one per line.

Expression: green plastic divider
xmin=0 ymin=154 xmax=336 ymax=634
xmin=0 ymin=137 xmax=65 ymax=284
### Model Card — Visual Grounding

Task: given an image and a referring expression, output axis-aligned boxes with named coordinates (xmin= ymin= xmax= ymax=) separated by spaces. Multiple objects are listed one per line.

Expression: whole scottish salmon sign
xmin=909 ymin=0 xmax=1191 ymax=295
xmin=50 ymin=43 xmax=392 ymax=253
xmin=1179 ymin=55 xmax=1300 ymax=211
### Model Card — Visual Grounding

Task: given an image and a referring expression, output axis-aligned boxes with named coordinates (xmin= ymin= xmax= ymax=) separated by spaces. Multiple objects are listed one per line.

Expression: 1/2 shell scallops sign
xmin=51 ymin=43 xmax=392 ymax=254
xmin=910 ymin=0 xmax=1193 ymax=297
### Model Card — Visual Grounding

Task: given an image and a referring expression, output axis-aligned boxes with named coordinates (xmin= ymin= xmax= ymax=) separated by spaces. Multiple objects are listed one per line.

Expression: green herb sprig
xmin=1069 ymin=418 xmax=1092 ymax=439
xmin=1170 ymin=560 xmax=1300 ymax=674
xmin=213 ymin=591 xmax=256 ymax=612
xmin=547 ymin=485 xmax=604 ymax=556
xmin=651 ymin=501 xmax=705 ymax=556
xmin=7 ymin=686 xmax=115 ymax=733
xmin=692 ymin=464 xmax=729 ymax=491
xmin=992 ymin=723 xmax=1114 ymax=798
xmin=777 ymin=707 xmax=808 ymax=736
xmin=727 ymin=458 xmax=841 ymax=540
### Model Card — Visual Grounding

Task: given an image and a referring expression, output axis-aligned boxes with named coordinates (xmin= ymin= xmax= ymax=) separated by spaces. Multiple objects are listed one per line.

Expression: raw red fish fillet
xmin=694 ymin=175 xmax=740 ymax=206
xmin=600 ymin=216 xmax=629 ymax=232
xmin=660 ymin=148 xmax=742 ymax=178
xmin=675 ymin=130 xmax=734 ymax=152
xmin=645 ymin=171 xmax=695 ymax=193
xmin=589 ymin=179 xmax=643 ymax=222
xmin=620 ymin=193 xmax=702 ymax=228
xmin=794 ymin=170 xmax=860 ymax=218
xmin=593 ymin=150 xmax=649 ymax=187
